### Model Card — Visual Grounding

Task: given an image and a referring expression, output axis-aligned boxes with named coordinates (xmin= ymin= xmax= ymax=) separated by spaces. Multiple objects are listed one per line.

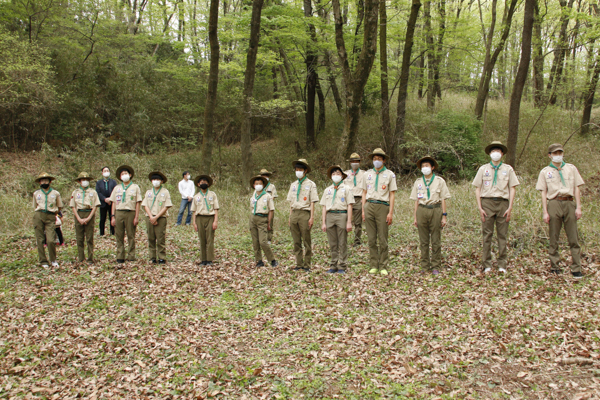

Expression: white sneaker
xmin=499 ymin=267 xmax=507 ymax=273
xmin=51 ymin=261 xmax=59 ymax=268
xmin=484 ymin=267 xmax=492 ymax=273
xmin=41 ymin=264 xmax=49 ymax=269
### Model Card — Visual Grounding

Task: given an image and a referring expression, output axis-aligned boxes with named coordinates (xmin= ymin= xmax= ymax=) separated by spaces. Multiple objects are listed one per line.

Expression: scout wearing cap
xmin=109 ymin=165 xmax=143 ymax=264
xmin=260 ymin=169 xmax=278 ymax=243
xmin=320 ymin=165 xmax=355 ymax=274
xmin=70 ymin=172 xmax=101 ymax=263
xmin=286 ymin=159 xmax=319 ymax=271
xmin=32 ymin=172 xmax=63 ymax=268
xmin=410 ymin=157 xmax=450 ymax=275
xmin=191 ymin=174 xmax=219 ymax=266
xmin=141 ymin=171 xmax=173 ymax=264
xmin=471 ymin=141 xmax=519 ymax=274
xmin=536 ymin=143 xmax=585 ymax=277
xmin=360 ymin=148 xmax=397 ymax=275
xmin=344 ymin=153 xmax=366 ymax=246
xmin=249 ymin=175 xmax=278 ymax=268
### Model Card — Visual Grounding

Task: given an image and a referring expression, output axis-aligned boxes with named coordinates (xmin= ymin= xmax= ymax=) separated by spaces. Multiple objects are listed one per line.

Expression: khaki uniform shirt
xmin=141 ymin=187 xmax=173 ymax=217
xmin=69 ymin=187 xmax=101 ymax=209
xmin=109 ymin=183 xmax=143 ymax=211
xmin=344 ymin=169 xmax=366 ymax=197
xmin=265 ymin=182 xmax=278 ymax=198
xmin=190 ymin=190 xmax=219 ymax=216
xmin=320 ymin=183 xmax=356 ymax=211
xmin=361 ymin=168 xmax=398 ymax=202
xmin=409 ymin=175 xmax=451 ymax=205
xmin=250 ymin=191 xmax=275 ymax=215
xmin=472 ymin=163 xmax=519 ymax=199
xmin=286 ymin=178 xmax=319 ymax=210
xmin=536 ymin=163 xmax=584 ymax=199
xmin=33 ymin=188 xmax=64 ymax=213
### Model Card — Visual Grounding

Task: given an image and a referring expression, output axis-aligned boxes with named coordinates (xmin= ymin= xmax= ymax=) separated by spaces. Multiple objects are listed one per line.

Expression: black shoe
xmin=326 ymin=268 xmax=338 ymax=273
xmin=336 ymin=269 xmax=346 ymax=274
xmin=550 ymin=269 xmax=562 ymax=275
xmin=117 ymin=259 xmax=125 ymax=264
xmin=150 ymin=259 xmax=157 ymax=264
xmin=205 ymin=261 xmax=213 ymax=266
xmin=302 ymin=267 xmax=311 ymax=272
xmin=199 ymin=261 xmax=207 ymax=266
xmin=158 ymin=259 xmax=166 ymax=264
xmin=572 ymin=271 xmax=584 ymax=278
xmin=292 ymin=266 xmax=303 ymax=271
xmin=271 ymin=260 xmax=278 ymax=267
xmin=256 ymin=260 xmax=265 ymax=267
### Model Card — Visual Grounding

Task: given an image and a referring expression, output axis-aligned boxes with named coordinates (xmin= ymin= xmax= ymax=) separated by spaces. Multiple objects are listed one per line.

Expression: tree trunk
xmin=580 ymin=57 xmax=600 ymax=134
xmin=240 ymin=0 xmax=264 ymax=190
xmin=546 ymin=0 xmax=574 ymax=105
xmin=324 ymin=50 xmax=344 ymax=113
xmin=417 ymin=53 xmax=425 ymax=99
xmin=332 ymin=0 xmax=379 ymax=160
xmin=424 ymin=0 xmax=435 ymax=109
xmin=201 ymin=0 xmax=219 ymax=174
xmin=433 ymin=0 xmax=445 ymax=99
xmin=380 ymin=0 xmax=392 ymax=154
xmin=316 ymin=79 xmax=326 ymax=134
xmin=279 ymin=48 xmax=303 ymax=101
xmin=304 ymin=0 xmax=317 ymax=150
xmin=506 ymin=0 xmax=535 ymax=167
xmin=532 ymin=1 xmax=544 ymax=107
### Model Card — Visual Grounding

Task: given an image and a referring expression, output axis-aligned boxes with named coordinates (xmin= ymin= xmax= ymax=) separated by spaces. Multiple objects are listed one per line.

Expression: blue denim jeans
xmin=177 ymin=199 xmax=192 ymax=225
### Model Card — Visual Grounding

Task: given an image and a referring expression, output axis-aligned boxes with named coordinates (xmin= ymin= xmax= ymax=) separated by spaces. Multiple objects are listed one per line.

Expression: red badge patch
xmin=382 ymin=185 xmax=387 ymax=190
xmin=303 ymin=197 xmax=307 ymax=201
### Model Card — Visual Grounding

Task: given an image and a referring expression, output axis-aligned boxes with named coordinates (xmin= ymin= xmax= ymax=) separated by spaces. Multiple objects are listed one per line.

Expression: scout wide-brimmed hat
xmin=548 ymin=143 xmax=564 ymax=153
xmin=327 ymin=165 xmax=348 ymax=180
xmin=35 ymin=172 xmax=56 ymax=183
xmin=368 ymin=148 xmax=388 ymax=160
xmin=416 ymin=156 xmax=439 ymax=170
xmin=250 ymin=175 xmax=268 ymax=188
xmin=194 ymin=174 xmax=213 ymax=187
xmin=148 ymin=171 xmax=167 ymax=183
xmin=292 ymin=159 xmax=312 ymax=174
xmin=74 ymin=172 xmax=94 ymax=182
xmin=259 ymin=168 xmax=272 ymax=176
xmin=116 ymin=165 xmax=135 ymax=180
xmin=484 ymin=141 xmax=508 ymax=155
xmin=347 ymin=152 xmax=361 ymax=162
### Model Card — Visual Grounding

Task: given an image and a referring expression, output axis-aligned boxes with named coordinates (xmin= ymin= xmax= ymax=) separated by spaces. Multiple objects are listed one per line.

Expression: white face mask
xmin=332 ymin=175 xmax=342 ymax=183
xmin=254 ymin=184 xmax=263 ymax=192
xmin=121 ymin=174 xmax=130 ymax=182
xmin=152 ymin=180 xmax=161 ymax=187
xmin=351 ymin=163 xmax=360 ymax=171
xmin=552 ymin=155 xmax=563 ymax=163
xmin=373 ymin=160 xmax=383 ymax=169
xmin=295 ymin=171 xmax=304 ymax=179
xmin=421 ymin=167 xmax=432 ymax=176
xmin=103 ymin=171 xmax=110 ymax=178
xmin=490 ymin=152 xmax=502 ymax=162
xmin=265 ymin=177 xmax=269 ymax=181
xmin=80 ymin=180 xmax=90 ymax=187
xmin=186 ymin=175 xmax=190 ymax=180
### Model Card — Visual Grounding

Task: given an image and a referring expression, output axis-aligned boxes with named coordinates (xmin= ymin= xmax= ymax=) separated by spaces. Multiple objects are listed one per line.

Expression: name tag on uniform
xmin=502 ymin=171 xmax=507 ymax=175
xmin=383 ymin=174 xmax=388 ymax=178
xmin=161 ymin=193 xmax=165 ymax=197
xmin=263 ymin=199 xmax=268 ymax=203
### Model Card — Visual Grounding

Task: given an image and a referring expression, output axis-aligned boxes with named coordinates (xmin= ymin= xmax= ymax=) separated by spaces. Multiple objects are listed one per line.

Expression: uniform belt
xmin=328 ymin=210 xmax=347 ymax=214
xmin=418 ymin=203 xmax=441 ymax=209
xmin=116 ymin=209 xmax=134 ymax=212
xmin=553 ymin=196 xmax=574 ymax=201
xmin=482 ymin=197 xmax=508 ymax=201
xmin=291 ymin=209 xmax=310 ymax=212
xmin=37 ymin=210 xmax=56 ymax=215
xmin=367 ymin=200 xmax=390 ymax=206
xmin=354 ymin=195 xmax=363 ymax=199
xmin=254 ymin=213 xmax=268 ymax=217
xmin=78 ymin=208 xmax=92 ymax=211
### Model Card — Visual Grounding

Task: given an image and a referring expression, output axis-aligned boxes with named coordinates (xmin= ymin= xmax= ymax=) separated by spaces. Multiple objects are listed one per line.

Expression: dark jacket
xmin=96 ymin=178 xmax=117 ymax=208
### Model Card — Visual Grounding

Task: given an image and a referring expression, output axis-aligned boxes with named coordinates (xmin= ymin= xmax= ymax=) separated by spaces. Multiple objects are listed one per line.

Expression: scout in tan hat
xmin=361 ymin=148 xmax=397 ymax=276
xmin=191 ymin=174 xmax=219 ymax=266
xmin=249 ymin=175 xmax=278 ymax=268
xmin=536 ymin=143 xmax=585 ymax=278
xmin=344 ymin=153 xmax=365 ymax=246
xmin=260 ymin=169 xmax=278 ymax=243
xmin=32 ymin=172 xmax=63 ymax=268
xmin=142 ymin=171 xmax=173 ymax=264
xmin=320 ymin=165 xmax=355 ymax=274
xmin=472 ymin=141 xmax=519 ymax=274
xmin=109 ymin=165 xmax=142 ymax=265
xmin=70 ymin=172 xmax=101 ymax=263
xmin=410 ymin=156 xmax=450 ymax=275
xmin=286 ymin=159 xmax=319 ymax=271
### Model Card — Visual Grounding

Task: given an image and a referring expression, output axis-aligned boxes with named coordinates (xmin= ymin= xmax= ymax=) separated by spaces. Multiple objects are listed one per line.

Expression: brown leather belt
xmin=554 ymin=196 xmax=573 ymax=201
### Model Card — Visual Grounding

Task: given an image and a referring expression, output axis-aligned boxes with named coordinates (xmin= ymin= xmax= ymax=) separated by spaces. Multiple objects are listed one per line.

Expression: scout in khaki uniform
xmin=109 ymin=165 xmax=143 ymax=264
xmin=361 ymin=148 xmax=397 ymax=275
xmin=320 ymin=165 xmax=354 ymax=274
xmin=191 ymin=175 xmax=219 ymax=266
xmin=141 ymin=171 xmax=173 ymax=264
xmin=536 ymin=143 xmax=585 ymax=278
xmin=410 ymin=157 xmax=450 ymax=275
xmin=70 ymin=172 xmax=101 ymax=263
xmin=249 ymin=176 xmax=278 ymax=267
xmin=344 ymin=153 xmax=366 ymax=246
xmin=32 ymin=173 xmax=64 ymax=268
xmin=472 ymin=142 xmax=519 ymax=273
xmin=260 ymin=168 xmax=278 ymax=243
xmin=286 ymin=159 xmax=319 ymax=271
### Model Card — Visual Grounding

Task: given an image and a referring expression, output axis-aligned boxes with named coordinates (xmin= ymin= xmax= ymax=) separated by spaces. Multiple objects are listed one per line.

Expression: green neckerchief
xmin=104 ymin=179 xmax=108 ymax=191
xmin=374 ymin=166 xmax=387 ymax=192
xmin=422 ymin=173 xmax=435 ymax=199
xmin=79 ymin=186 xmax=88 ymax=207
xmin=296 ymin=176 xmax=307 ymax=201
xmin=121 ymin=181 xmax=133 ymax=192
xmin=40 ymin=187 xmax=53 ymax=211
xmin=150 ymin=186 xmax=162 ymax=210
xmin=331 ymin=181 xmax=343 ymax=206
xmin=200 ymin=189 xmax=211 ymax=212
xmin=549 ymin=161 xmax=567 ymax=187
xmin=490 ymin=161 xmax=503 ymax=186
xmin=253 ymin=190 xmax=266 ymax=214
xmin=351 ymin=168 xmax=360 ymax=186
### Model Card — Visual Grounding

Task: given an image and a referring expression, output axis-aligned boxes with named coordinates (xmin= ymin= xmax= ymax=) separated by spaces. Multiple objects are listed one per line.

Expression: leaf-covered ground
xmin=1 ymin=221 xmax=600 ymax=399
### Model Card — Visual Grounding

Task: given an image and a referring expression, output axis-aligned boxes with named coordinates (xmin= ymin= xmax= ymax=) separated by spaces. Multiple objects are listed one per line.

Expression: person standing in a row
xmin=249 ymin=175 xmax=277 ymax=267
xmin=142 ymin=171 xmax=173 ymax=264
xmin=33 ymin=173 xmax=63 ymax=269
xmin=110 ymin=165 xmax=142 ymax=264
xmin=177 ymin=171 xmax=195 ymax=226
xmin=260 ymin=169 xmax=278 ymax=244
xmin=70 ymin=172 xmax=101 ymax=263
xmin=192 ymin=175 xmax=219 ymax=266
xmin=345 ymin=153 xmax=365 ymax=247
xmin=96 ymin=166 xmax=117 ymax=236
